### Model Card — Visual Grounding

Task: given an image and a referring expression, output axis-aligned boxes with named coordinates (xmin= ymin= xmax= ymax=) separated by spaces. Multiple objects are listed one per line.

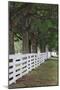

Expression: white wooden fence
xmin=9 ymin=52 xmax=51 ymax=85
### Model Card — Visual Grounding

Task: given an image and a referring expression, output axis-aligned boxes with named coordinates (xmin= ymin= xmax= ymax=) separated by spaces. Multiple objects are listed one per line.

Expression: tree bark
xmin=40 ymin=45 xmax=45 ymax=52
xmin=31 ymin=32 xmax=37 ymax=53
xmin=9 ymin=30 xmax=15 ymax=54
xmin=45 ymin=45 xmax=49 ymax=52
xmin=22 ymin=31 xmax=29 ymax=53
xmin=29 ymin=39 xmax=31 ymax=53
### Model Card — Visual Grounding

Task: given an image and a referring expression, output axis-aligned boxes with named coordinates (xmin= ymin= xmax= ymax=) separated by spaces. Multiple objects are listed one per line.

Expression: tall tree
xmin=9 ymin=2 xmax=58 ymax=54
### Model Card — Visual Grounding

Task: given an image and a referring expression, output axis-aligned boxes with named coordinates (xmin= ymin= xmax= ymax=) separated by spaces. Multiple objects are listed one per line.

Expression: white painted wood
xmin=9 ymin=62 xmax=14 ymax=67
xmin=9 ymin=52 xmax=51 ymax=85
xmin=15 ymin=65 xmax=21 ymax=70
xmin=16 ymin=70 xmax=21 ymax=75
xmin=9 ymin=68 xmax=14 ymax=73
xmin=13 ymin=57 xmax=16 ymax=83
xmin=20 ymin=55 xmax=23 ymax=78
xmin=9 ymin=79 xmax=14 ymax=85
xmin=15 ymin=61 xmax=21 ymax=64
xmin=9 ymin=73 xmax=13 ymax=78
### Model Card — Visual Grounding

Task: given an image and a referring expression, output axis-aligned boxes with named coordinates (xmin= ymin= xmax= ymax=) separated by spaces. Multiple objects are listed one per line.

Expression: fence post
xmin=30 ymin=55 xmax=32 ymax=71
xmin=27 ymin=55 xmax=29 ymax=73
xmin=46 ymin=51 xmax=48 ymax=59
xmin=36 ymin=54 xmax=38 ymax=67
xmin=38 ymin=54 xmax=40 ymax=66
xmin=13 ymin=57 xmax=16 ymax=83
xmin=20 ymin=55 xmax=23 ymax=78
xmin=39 ymin=53 xmax=41 ymax=65
xmin=34 ymin=54 xmax=35 ymax=68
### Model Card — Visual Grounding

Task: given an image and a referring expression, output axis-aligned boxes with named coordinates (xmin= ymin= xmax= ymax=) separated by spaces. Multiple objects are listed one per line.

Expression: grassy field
xmin=9 ymin=59 xmax=58 ymax=88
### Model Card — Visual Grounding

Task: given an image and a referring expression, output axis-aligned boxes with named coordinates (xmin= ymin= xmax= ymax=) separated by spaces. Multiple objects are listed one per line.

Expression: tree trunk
xmin=37 ymin=45 xmax=40 ymax=53
xmin=22 ymin=31 xmax=29 ymax=53
xmin=31 ymin=32 xmax=37 ymax=53
xmin=45 ymin=45 xmax=49 ymax=52
xmin=29 ymin=40 xmax=31 ymax=53
xmin=40 ymin=45 xmax=45 ymax=52
xmin=9 ymin=30 xmax=15 ymax=54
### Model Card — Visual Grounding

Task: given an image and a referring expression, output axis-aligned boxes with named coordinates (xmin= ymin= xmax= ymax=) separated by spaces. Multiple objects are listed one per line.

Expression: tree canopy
xmin=9 ymin=1 xmax=58 ymax=53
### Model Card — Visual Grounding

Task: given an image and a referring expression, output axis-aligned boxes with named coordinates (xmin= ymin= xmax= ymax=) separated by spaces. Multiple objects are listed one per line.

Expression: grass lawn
xmin=9 ymin=59 xmax=58 ymax=88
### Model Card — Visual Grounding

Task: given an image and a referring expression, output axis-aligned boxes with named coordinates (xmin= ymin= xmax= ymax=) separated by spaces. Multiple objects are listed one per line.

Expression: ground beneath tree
xmin=9 ymin=58 xmax=58 ymax=88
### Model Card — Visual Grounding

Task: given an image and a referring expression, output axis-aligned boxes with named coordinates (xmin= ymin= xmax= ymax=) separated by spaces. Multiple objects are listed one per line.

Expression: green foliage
xmin=9 ymin=2 xmax=58 ymax=51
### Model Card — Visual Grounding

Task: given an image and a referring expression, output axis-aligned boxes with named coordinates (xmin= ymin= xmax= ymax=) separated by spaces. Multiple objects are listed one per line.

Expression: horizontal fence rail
xmin=8 ymin=52 xmax=51 ymax=85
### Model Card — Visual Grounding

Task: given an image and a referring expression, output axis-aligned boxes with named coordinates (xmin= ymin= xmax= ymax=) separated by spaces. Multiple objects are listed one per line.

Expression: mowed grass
xmin=9 ymin=59 xmax=58 ymax=88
